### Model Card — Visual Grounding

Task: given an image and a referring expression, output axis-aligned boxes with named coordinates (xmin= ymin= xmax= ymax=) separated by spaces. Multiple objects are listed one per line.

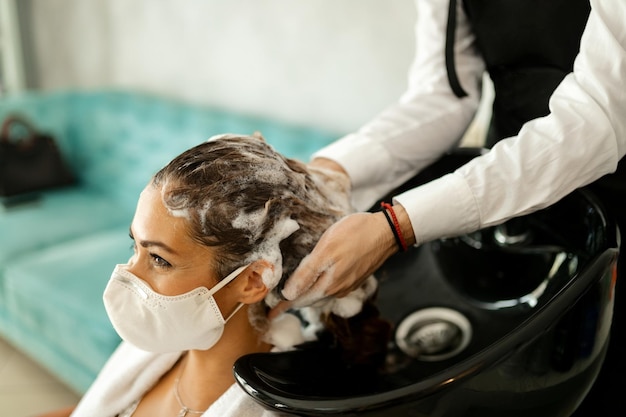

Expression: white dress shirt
xmin=314 ymin=0 xmax=626 ymax=246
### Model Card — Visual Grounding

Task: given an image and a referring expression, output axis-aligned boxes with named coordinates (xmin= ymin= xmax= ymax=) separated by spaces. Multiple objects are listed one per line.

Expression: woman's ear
xmin=238 ymin=260 xmax=271 ymax=304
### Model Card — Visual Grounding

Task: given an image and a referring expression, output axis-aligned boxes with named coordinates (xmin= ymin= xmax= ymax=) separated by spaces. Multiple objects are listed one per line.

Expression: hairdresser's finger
xmin=268 ymin=300 xmax=294 ymax=320
xmin=333 ymin=283 xmax=363 ymax=299
xmin=297 ymin=268 xmax=335 ymax=301
xmin=281 ymin=256 xmax=325 ymax=300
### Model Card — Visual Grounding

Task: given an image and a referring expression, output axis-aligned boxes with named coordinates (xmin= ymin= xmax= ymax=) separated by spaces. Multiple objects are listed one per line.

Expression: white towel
xmin=71 ymin=342 xmax=285 ymax=417
xmin=207 ymin=384 xmax=286 ymax=417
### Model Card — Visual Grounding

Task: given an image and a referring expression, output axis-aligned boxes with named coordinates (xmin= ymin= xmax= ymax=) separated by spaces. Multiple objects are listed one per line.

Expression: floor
xmin=0 ymin=337 xmax=81 ymax=417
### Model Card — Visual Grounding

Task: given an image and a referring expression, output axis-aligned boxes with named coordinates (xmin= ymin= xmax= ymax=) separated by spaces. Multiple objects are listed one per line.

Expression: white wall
xmin=24 ymin=0 xmax=418 ymax=135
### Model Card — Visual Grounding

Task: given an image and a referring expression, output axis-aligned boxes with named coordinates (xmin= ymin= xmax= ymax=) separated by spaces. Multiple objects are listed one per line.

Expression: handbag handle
xmin=1 ymin=115 xmax=38 ymax=144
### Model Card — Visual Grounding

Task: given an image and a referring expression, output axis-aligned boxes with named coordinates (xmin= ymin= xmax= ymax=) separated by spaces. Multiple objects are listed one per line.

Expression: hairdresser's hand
xmin=270 ymin=204 xmax=415 ymax=318
xmin=306 ymin=158 xmax=352 ymax=213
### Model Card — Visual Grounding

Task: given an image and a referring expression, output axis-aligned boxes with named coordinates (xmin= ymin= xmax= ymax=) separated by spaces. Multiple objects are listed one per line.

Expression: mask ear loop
xmin=207 ymin=264 xmax=251 ymax=295
xmin=208 ymin=263 xmax=251 ymax=322
xmin=224 ymin=302 xmax=245 ymax=322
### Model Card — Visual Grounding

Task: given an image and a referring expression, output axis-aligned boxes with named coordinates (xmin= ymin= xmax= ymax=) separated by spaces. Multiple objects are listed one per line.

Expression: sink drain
xmin=395 ymin=307 xmax=472 ymax=361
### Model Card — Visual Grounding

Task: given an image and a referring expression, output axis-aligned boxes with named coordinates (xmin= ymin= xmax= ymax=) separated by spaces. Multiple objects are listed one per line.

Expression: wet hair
xmin=152 ymin=133 xmax=342 ymax=280
xmin=152 ymin=133 xmax=390 ymax=368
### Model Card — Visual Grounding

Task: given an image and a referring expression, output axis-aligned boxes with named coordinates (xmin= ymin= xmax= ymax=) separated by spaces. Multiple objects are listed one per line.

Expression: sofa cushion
xmin=2 ymin=227 xmax=132 ymax=392
xmin=0 ymin=187 xmax=132 ymax=267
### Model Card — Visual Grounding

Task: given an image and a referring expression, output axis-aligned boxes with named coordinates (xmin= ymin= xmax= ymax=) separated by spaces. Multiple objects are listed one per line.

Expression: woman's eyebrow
xmin=129 ymin=226 xmax=180 ymax=255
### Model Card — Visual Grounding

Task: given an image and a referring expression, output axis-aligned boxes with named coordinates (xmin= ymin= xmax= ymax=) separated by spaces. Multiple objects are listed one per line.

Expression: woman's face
xmin=127 ymin=184 xmax=219 ymax=297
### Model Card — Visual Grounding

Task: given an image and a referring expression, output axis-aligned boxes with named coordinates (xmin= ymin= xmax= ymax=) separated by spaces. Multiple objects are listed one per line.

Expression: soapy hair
xmin=152 ymin=133 xmax=390 ymax=368
xmin=152 ymin=133 xmax=344 ymax=280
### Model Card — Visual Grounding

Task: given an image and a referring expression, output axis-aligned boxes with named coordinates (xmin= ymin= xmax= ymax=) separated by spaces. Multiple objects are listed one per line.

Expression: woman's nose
xmin=125 ymin=254 xmax=144 ymax=278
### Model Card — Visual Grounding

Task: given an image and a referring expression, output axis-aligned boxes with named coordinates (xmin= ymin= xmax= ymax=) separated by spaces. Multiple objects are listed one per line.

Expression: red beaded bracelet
xmin=380 ymin=202 xmax=408 ymax=252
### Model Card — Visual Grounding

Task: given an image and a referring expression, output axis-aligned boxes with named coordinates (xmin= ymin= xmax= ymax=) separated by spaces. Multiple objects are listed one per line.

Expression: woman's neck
xmin=175 ymin=307 xmax=273 ymax=410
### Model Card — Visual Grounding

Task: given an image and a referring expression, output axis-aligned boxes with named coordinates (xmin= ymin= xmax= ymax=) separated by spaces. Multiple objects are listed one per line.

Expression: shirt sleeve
xmin=312 ymin=0 xmax=485 ymax=211
xmin=395 ymin=0 xmax=626 ymax=245
xmin=316 ymin=0 xmax=626 ymax=246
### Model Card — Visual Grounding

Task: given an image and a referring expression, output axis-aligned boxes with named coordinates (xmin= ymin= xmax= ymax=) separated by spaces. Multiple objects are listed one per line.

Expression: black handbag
xmin=0 ymin=115 xmax=76 ymax=198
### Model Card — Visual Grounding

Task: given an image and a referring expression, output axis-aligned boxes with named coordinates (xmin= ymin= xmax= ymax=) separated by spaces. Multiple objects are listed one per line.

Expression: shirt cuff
xmin=312 ymin=133 xmax=397 ymax=191
xmin=393 ymin=172 xmax=481 ymax=245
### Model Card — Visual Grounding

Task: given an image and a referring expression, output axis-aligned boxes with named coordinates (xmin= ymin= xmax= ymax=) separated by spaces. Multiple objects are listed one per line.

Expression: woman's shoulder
xmin=72 ymin=343 xmax=182 ymax=417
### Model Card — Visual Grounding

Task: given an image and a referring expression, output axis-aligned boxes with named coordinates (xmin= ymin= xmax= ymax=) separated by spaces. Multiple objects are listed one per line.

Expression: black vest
xmin=462 ymin=0 xmax=590 ymax=145
xmin=447 ymin=0 xmax=624 ymax=191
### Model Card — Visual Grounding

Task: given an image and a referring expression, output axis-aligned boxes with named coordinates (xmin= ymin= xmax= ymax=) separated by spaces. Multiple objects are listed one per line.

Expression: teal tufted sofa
xmin=0 ymin=90 xmax=338 ymax=394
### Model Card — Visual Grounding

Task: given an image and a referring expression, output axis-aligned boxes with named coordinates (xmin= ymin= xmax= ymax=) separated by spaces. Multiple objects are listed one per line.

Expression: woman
xmin=41 ymin=132 xmax=390 ymax=417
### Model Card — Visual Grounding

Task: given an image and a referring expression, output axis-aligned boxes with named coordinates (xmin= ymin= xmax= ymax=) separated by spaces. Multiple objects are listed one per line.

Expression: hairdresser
xmin=275 ymin=0 xmax=626 ymax=415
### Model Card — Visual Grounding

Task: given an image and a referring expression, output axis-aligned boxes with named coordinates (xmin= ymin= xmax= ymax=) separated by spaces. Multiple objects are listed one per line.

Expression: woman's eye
xmin=151 ymin=253 xmax=172 ymax=268
xmin=129 ymin=233 xmax=137 ymax=252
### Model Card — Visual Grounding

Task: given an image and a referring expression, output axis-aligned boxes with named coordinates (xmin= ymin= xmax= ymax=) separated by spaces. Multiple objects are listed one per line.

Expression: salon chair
xmin=234 ymin=148 xmax=619 ymax=416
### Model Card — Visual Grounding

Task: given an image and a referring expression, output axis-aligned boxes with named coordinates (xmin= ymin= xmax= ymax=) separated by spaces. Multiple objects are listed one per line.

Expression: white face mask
xmin=103 ymin=263 xmax=249 ymax=353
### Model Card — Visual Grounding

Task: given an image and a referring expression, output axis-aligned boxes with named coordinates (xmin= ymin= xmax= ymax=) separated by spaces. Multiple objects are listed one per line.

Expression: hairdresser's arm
xmin=399 ymin=0 xmax=626 ymax=244
xmin=276 ymin=0 xmax=626 ymax=307
xmin=315 ymin=0 xmax=484 ymax=212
